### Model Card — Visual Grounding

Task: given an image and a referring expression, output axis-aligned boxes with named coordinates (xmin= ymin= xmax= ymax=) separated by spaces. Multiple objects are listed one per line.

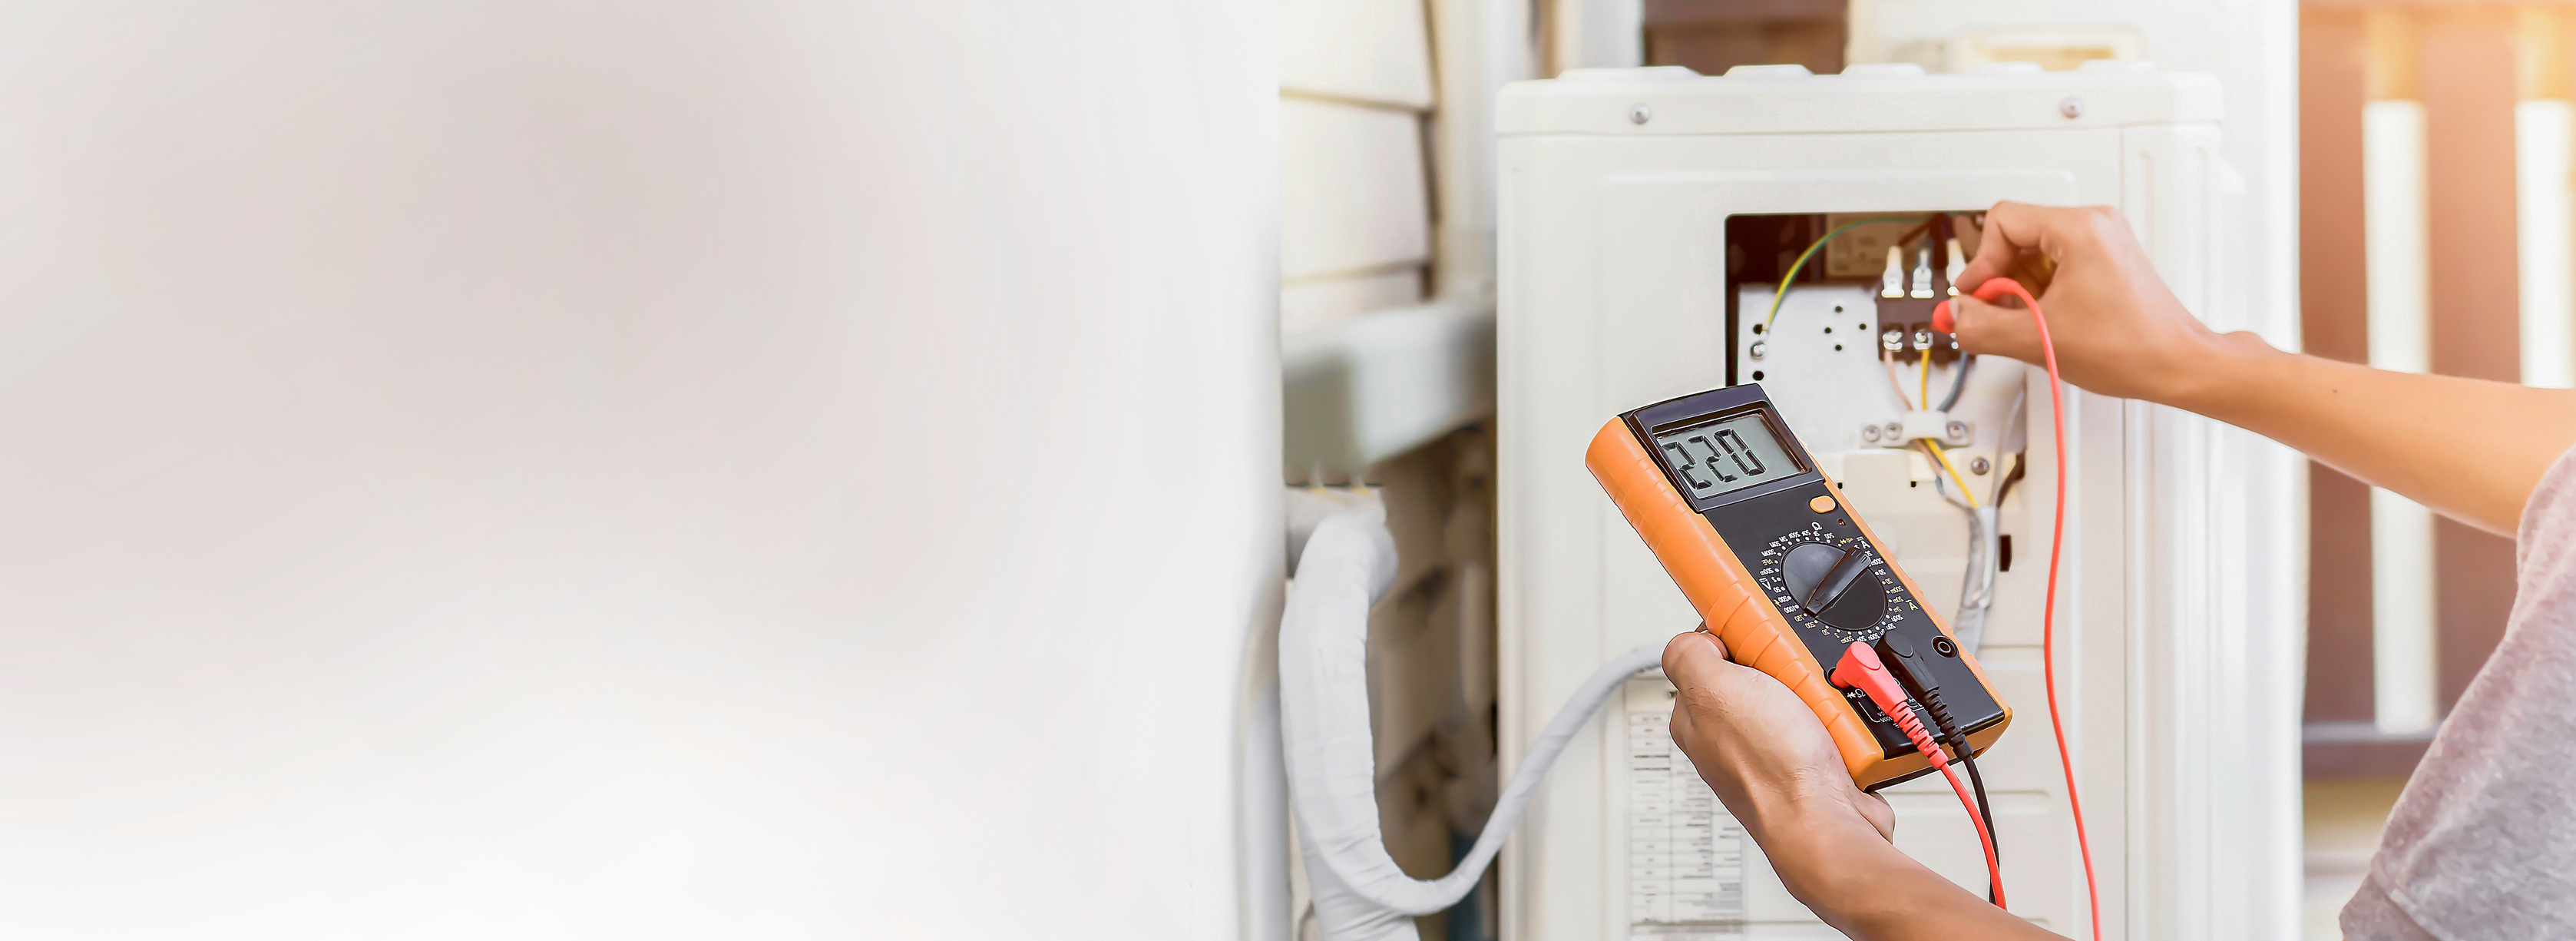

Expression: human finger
xmin=1953 ymin=201 xmax=2046 ymax=289
xmin=1662 ymin=629 xmax=1731 ymax=681
xmin=1949 ymin=292 xmax=2042 ymax=363
xmin=1857 ymin=791 xmax=1896 ymax=842
xmin=1955 ymin=201 xmax=2085 ymax=292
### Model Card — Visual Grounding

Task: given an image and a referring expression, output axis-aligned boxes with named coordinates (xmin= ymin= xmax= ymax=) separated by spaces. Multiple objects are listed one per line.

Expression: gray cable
xmin=1936 ymin=354 xmax=1976 ymax=413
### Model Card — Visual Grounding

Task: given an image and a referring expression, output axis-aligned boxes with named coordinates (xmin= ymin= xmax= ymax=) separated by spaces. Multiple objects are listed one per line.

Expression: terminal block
xmin=1873 ymin=223 xmax=1959 ymax=365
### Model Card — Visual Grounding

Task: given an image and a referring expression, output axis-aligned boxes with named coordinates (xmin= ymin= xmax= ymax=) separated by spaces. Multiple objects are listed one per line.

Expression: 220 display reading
xmin=1651 ymin=413 xmax=1797 ymax=499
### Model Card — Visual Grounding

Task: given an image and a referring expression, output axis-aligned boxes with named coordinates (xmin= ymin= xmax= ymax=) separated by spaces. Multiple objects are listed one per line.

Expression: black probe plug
xmin=1873 ymin=635 xmax=1967 ymax=756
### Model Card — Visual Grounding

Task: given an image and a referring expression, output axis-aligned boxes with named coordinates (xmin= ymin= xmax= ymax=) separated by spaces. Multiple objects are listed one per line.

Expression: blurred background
xmin=1280 ymin=2 xmax=2568 ymax=939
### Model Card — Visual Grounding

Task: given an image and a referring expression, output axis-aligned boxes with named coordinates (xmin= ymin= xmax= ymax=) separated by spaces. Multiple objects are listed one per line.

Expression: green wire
xmin=1758 ymin=215 xmax=1925 ymax=333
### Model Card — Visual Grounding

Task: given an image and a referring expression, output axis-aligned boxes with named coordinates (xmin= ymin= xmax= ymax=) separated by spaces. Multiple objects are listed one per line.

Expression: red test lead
xmin=1830 ymin=641 xmax=2006 ymax=910
xmin=1934 ymin=280 xmax=2099 ymax=941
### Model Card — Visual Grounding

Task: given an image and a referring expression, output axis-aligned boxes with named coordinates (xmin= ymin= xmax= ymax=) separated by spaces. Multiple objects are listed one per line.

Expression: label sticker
xmin=1626 ymin=683 xmax=1748 ymax=940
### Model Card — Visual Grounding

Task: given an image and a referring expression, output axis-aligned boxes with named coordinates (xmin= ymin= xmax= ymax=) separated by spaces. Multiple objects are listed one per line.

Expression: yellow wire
xmin=1922 ymin=439 xmax=1981 ymax=509
xmin=1918 ymin=346 xmax=1932 ymax=408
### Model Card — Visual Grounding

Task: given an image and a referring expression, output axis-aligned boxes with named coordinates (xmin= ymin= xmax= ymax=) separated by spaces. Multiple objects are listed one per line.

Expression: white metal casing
xmin=1496 ymin=65 xmax=2303 ymax=940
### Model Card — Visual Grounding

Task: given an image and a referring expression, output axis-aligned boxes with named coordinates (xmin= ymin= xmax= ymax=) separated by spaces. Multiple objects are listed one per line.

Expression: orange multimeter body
xmin=1588 ymin=383 xmax=2011 ymax=790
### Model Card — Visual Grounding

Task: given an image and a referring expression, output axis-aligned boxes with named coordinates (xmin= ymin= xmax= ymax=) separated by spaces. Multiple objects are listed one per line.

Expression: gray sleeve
xmin=2341 ymin=443 xmax=2576 ymax=941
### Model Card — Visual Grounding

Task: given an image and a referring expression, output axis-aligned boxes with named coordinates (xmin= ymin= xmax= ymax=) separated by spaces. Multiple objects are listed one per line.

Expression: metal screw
xmin=1883 ymin=422 xmax=1903 ymax=439
xmin=1629 ymin=103 xmax=1652 ymax=124
xmin=2059 ymin=97 xmax=2084 ymax=119
xmin=1861 ymin=425 xmax=1883 ymax=442
xmin=1880 ymin=326 xmax=1906 ymax=352
xmin=1748 ymin=341 xmax=1766 ymax=360
xmin=1946 ymin=419 xmax=1969 ymax=440
xmin=1969 ymin=456 xmax=1991 ymax=475
xmin=1913 ymin=328 xmax=1936 ymax=349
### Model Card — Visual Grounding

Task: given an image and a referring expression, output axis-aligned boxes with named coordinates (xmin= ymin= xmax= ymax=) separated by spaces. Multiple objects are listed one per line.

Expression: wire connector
xmin=1945 ymin=237 xmax=1968 ymax=296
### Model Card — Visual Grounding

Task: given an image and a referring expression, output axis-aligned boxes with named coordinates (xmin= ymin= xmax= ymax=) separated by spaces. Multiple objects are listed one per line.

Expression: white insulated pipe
xmin=1280 ymin=509 xmax=1659 ymax=940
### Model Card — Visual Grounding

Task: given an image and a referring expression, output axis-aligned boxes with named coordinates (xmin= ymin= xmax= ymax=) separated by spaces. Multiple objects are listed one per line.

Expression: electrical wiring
xmin=1990 ymin=389 xmax=2025 ymax=508
xmin=1993 ymin=449 xmax=2026 ymax=506
xmin=1916 ymin=682 xmax=2003 ymax=906
xmin=1928 ymin=734 xmax=2006 ymax=910
xmin=1882 ymin=356 xmax=1916 ymax=410
xmin=1946 ymin=388 xmax=2027 ymax=654
xmin=1760 ymin=216 xmax=1922 ymax=332
xmin=1918 ymin=346 xmax=1933 ymax=408
xmin=1935 ymin=280 xmax=2098 ymax=941
xmin=1959 ymin=751 xmax=1999 ymax=894
xmin=1921 ymin=439 xmax=1979 ymax=509
xmin=1889 ymin=343 xmax=1979 ymax=511
xmin=1931 ymin=452 xmax=1999 ymax=654
xmin=1926 ymin=462 xmax=1974 ymax=511
xmin=1936 ymin=355 xmax=1976 ymax=413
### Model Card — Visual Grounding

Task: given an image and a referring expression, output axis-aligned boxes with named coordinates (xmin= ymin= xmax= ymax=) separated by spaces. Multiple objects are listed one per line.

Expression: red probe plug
xmin=1827 ymin=641 xmax=1919 ymax=729
xmin=1830 ymin=641 xmax=2006 ymax=909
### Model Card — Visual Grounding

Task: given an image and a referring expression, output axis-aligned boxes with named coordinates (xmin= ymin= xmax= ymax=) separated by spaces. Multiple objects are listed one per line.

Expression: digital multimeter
xmin=1588 ymin=383 xmax=2011 ymax=790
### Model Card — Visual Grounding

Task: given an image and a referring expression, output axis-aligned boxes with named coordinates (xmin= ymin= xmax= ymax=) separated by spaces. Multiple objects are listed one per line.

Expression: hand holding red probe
xmin=1940 ymin=202 xmax=2234 ymax=404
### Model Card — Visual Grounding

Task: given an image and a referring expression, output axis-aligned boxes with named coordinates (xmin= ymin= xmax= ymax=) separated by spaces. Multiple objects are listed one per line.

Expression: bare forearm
xmin=2163 ymin=333 xmax=2576 ymax=535
xmin=1762 ymin=807 xmax=2062 ymax=941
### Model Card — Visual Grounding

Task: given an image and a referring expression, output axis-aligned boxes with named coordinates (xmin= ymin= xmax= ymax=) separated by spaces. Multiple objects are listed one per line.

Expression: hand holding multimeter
xmin=1589 ymin=384 xmax=2011 ymax=790
xmin=1592 ymin=383 xmax=2016 ymax=909
xmin=1662 ymin=629 xmax=2061 ymax=939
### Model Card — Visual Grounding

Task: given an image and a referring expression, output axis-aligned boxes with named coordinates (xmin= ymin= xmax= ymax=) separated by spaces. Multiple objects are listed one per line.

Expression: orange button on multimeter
xmin=1588 ymin=383 xmax=2011 ymax=790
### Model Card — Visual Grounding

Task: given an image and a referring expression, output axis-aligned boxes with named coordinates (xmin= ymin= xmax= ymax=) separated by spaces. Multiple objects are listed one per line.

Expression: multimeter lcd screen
xmin=1652 ymin=413 xmax=1798 ymax=499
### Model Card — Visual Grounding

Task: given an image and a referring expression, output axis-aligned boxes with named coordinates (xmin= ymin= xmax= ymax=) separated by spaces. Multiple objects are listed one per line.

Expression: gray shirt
xmin=2342 ymin=443 xmax=2576 ymax=939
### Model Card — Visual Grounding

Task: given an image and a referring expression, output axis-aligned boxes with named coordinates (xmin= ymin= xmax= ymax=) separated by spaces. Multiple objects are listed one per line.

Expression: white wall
xmin=0 ymin=4 xmax=1278 ymax=937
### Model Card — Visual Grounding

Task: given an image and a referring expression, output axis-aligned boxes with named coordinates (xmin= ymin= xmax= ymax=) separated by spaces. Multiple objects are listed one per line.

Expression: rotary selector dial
xmin=1755 ymin=525 xmax=1906 ymax=642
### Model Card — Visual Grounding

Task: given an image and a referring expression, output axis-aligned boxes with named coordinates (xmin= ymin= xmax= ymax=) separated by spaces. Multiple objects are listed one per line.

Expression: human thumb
xmin=1662 ymin=629 xmax=1730 ymax=686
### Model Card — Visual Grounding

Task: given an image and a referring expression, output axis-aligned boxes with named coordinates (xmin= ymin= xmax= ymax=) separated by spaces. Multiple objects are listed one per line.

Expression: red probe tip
xmin=1930 ymin=299 xmax=1955 ymax=334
